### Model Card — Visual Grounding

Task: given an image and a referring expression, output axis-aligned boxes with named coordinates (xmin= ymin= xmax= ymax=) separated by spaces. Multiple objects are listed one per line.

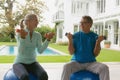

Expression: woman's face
xmin=25 ymin=15 xmax=38 ymax=32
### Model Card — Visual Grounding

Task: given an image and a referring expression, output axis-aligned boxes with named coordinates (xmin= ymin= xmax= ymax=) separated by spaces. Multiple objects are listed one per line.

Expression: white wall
xmin=55 ymin=0 xmax=120 ymax=48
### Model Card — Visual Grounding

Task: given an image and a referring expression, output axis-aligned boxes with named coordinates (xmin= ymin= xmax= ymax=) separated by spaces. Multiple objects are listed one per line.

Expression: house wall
xmin=54 ymin=0 xmax=120 ymax=48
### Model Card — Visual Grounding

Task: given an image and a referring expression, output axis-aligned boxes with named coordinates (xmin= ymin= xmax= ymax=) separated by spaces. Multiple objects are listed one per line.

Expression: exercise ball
xmin=4 ymin=69 xmax=37 ymax=80
xmin=70 ymin=70 xmax=99 ymax=80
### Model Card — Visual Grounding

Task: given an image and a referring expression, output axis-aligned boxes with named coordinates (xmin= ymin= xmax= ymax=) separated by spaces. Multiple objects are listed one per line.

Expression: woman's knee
xmin=20 ymin=73 xmax=29 ymax=80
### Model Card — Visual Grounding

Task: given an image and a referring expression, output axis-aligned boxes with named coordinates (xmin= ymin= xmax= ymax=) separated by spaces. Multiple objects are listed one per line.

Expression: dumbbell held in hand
xmin=16 ymin=29 xmax=21 ymax=33
xmin=103 ymin=36 xmax=106 ymax=40
xmin=96 ymin=36 xmax=107 ymax=40
xmin=65 ymin=33 xmax=67 ymax=36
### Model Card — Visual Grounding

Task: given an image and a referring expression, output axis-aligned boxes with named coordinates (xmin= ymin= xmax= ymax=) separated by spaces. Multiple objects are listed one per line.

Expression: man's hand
xmin=66 ymin=32 xmax=73 ymax=41
xmin=97 ymin=35 xmax=105 ymax=42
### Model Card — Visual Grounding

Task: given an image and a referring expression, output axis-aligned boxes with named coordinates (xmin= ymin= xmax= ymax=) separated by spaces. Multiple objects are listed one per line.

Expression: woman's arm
xmin=37 ymin=32 xmax=54 ymax=53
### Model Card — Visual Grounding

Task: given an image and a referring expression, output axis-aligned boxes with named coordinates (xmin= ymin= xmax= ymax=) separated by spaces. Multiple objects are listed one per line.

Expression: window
xmin=98 ymin=25 xmax=104 ymax=35
xmin=114 ymin=22 xmax=119 ymax=44
xmin=104 ymin=30 xmax=108 ymax=39
xmin=74 ymin=25 xmax=78 ymax=33
xmin=71 ymin=1 xmax=75 ymax=13
xmin=94 ymin=25 xmax=98 ymax=34
xmin=59 ymin=3 xmax=64 ymax=11
xmin=58 ymin=27 xmax=63 ymax=39
xmin=86 ymin=3 xmax=89 ymax=12
xmin=71 ymin=1 xmax=88 ymax=14
xmin=116 ymin=0 xmax=120 ymax=6
xmin=97 ymin=0 xmax=106 ymax=13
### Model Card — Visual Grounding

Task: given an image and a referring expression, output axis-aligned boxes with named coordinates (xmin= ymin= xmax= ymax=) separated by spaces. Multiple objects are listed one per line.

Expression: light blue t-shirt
xmin=15 ymin=29 xmax=49 ymax=64
xmin=71 ymin=31 xmax=98 ymax=63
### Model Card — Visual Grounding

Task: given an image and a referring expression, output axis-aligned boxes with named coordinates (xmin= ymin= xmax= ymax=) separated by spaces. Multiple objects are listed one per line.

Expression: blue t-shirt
xmin=71 ymin=31 xmax=98 ymax=63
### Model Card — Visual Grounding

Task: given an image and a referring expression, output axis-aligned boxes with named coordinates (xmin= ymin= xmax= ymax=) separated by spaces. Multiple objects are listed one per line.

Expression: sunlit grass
xmin=0 ymin=55 xmax=72 ymax=63
xmin=0 ymin=42 xmax=120 ymax=63
xmin=97 ymin=48 xmax=120 ymax=62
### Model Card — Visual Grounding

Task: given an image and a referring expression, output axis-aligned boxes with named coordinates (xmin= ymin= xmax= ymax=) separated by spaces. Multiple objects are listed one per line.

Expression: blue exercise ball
xmin=4 ymin=69 xmax=37 ymax=80
xmin=70 ymin=70 xmax=99 ymax=80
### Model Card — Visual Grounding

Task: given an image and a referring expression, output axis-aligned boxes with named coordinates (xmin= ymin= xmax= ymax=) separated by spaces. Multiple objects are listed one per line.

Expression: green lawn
xmin=0 ymin=42 xmax=120 ymax=63
xmin=0 ymin=42 xmax=17 ymax=46
xmin=49 ymin=43 xmax=120 ymax=62
xmin=0 ymin=55 xmax=72 ymax=63
xmin=96 ymin=49 xmax=120 ymax=62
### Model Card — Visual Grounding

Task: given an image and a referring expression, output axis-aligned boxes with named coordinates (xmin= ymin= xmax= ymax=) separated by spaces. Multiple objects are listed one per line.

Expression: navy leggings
xmin=13 ymin=62 xmax=48 ymax=80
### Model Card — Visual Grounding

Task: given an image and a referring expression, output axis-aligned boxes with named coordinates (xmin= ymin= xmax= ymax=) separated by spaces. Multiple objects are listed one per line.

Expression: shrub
xmin=57 ymin=41 xmax=68 ymax=46
xmin=0 ymin=36 xmax=10 ymax=42
xmin=104 ymin=40 xmax=111 ymax=44
xmin=35 ymin=25 xmax=56 ymax=42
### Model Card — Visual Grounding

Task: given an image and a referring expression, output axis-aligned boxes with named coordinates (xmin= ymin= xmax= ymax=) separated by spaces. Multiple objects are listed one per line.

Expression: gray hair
xmin=82 ymin=15 xmax=93 ymax=24
xmin=24 ymin=13 xmax=37 ymax=21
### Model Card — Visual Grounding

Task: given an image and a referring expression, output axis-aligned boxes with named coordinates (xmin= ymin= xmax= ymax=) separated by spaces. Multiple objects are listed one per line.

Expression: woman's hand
xmin=15 ymin=19 xmax=28 ymax=39
xmin=44 ymin=32 xmax=55 ymax=41
xmin=16 ymin=29 xmax=28 ymax=39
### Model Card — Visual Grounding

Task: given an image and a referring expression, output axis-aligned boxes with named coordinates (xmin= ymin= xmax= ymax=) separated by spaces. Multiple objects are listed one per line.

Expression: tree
xmin=0 ymin=0 xmax=46 ymax=31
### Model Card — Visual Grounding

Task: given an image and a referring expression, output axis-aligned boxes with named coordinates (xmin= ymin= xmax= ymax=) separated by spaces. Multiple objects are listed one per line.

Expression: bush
xmin=0 ymin=36 xmax=10 ymax=42
xmin=0 ymin=36 xmax=16 ymax=42
xmin=57 ymin=41 xmax=68 ymax=46
xmin=35 ymin=26 xmax=56 ymax=42
xmin=104 ymin=40 xmax=111 ymax=44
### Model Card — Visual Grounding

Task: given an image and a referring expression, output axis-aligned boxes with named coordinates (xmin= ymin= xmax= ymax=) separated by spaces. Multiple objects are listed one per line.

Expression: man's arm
xmin=66 ymin=33 xmax=75 ymax=55
xmin=94 ymin=36 xmax=104 ymax=57
xmin=94 ymin=40 xmax=101 ymax=57
xmin=68 ymin=39 xmax=75 ymax=55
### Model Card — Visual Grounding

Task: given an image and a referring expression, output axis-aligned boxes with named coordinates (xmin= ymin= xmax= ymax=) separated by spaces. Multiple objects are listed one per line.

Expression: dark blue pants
xmin=13 ymin=62 xmax=48 ymax=80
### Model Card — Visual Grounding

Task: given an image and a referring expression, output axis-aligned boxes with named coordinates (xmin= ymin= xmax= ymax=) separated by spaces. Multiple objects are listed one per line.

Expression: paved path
xmin=0 ymin=62 xmax=120 ymax=80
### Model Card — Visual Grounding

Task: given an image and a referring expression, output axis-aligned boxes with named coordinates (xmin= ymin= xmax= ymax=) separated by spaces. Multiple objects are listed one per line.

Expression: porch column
xmin=118 ymin=19 xmax=120 ymax=47
xmin=103 ymin=21 xmax=106 ymax=35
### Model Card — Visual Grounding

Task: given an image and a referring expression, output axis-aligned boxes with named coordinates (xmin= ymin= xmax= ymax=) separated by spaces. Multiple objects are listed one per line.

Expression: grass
xmin=96 ymin=49 xmax=120 ymax=62
xmin=49 ymin=43 xmax=69 ymax=54
xmin=0 ymin=42 xmax=71 ymax=63
xmin=0 ymin=42 xmax=120 ymax=63
xmin=49 ymin=43 xmax=120 ymax=62
xmin=0 ymin=42 xmax=17 ymax=46
xmin=0 ymin=55 xmax=72 ymax=63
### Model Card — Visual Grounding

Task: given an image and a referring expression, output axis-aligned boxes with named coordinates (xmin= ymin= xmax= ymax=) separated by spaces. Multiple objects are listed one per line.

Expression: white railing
xmin=53 ymin=10 xmax=64 ymax=23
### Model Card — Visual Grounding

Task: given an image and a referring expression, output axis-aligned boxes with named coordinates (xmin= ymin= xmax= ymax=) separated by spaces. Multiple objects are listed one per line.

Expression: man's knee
xmin=102 ymin=63 xmax=109 ymax=69
xmin=63 ymin=62 xmax=76 ymax=69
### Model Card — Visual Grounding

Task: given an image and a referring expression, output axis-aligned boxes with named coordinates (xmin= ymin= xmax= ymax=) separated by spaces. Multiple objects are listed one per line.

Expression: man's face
xmin=79 ymin=18 xmax=92 ymax=33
